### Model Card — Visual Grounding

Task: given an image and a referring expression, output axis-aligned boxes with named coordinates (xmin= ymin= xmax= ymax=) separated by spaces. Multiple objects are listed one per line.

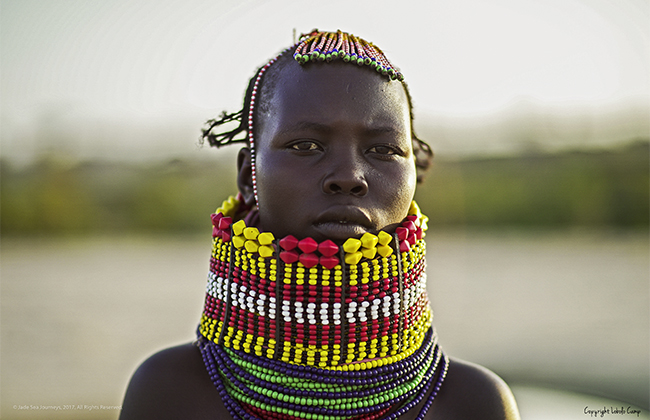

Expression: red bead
xmin=299 ymin=252 xmax=319 ymax=268
xmin=212 ymin=227 xmax=221 ymax=238
xmin=405 ymin=215 xmax=418 ymax=223
xmin=399 ymin=240 xmax=411 ymax=252
xmin=318 ymin=239 xmax=339 ymax=257
xmin=298 ymin=237 xmax=318 ymax=254
xmin=279 ymin=235 xmax=299 ymax=251
xmin=210 ymin=212 xmax=223 ymax=226
xmin=402 ymin=220 xmax=417 ymax=233
xmin=396 ymin=227 xmax=409 ymax=241
xmin=218 ymin=216 xmax=233 ymax=230
xmin=415 ymin=227 xmax=423 ymax=240
xmin=319 ymin=255 xmax=340 ymax=269
xmin=279 ymin=250 xmax=299 ymax=264
xmin=407 ymin=233 xmax=416 ymax=245
xmin=221 ymin=230 xmax=231 ymax=242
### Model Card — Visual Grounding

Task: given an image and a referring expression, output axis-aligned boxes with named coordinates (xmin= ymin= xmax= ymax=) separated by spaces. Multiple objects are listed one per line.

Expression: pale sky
xmin=1 ymin=0 xmax=649 ymax=161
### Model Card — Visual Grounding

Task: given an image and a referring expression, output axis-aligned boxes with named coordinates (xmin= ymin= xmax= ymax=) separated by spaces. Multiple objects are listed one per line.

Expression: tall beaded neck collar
xmin=198 ymin=194 xmax=448 ymax=420
xmin=200 ymin=193 xmax=432 ymax=366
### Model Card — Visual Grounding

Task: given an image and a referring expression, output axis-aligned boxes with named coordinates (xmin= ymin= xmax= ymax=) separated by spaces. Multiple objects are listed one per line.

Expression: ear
xmin=237 ymin=147 xmax=256 ymax=207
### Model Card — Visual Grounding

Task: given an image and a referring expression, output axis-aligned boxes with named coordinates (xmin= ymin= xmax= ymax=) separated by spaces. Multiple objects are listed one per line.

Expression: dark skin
xmin=120 ymin=61 xmax=520 ymax=420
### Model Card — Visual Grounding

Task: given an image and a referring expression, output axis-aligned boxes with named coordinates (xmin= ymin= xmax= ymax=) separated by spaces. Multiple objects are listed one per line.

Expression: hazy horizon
xmin=2 ymin=0 xmax=649 ymax=164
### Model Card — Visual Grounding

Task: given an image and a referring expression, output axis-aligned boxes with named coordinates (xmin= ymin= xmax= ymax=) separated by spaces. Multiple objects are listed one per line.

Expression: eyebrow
xmin=277 ymin=120 xmax=400 ymax=137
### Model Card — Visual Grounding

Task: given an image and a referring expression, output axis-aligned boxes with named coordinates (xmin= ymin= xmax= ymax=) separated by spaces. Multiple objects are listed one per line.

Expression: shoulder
xmin=119 ymin=343 xmax=228 ymax=420
xmin=426 ymin=357 xmax=521 ymax=420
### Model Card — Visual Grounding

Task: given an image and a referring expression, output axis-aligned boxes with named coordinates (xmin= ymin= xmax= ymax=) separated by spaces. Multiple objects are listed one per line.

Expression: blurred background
xmin=1 ymin=0 xmax=648 ymax=419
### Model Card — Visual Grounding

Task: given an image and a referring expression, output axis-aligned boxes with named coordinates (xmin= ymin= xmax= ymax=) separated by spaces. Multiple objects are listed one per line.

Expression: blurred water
xmin=1 ymin=230 xmax=648 ymax=419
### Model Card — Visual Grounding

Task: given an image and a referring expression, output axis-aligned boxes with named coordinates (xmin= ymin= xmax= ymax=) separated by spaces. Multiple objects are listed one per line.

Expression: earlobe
xmin=237 ymin=147 xmax=256 ymax=207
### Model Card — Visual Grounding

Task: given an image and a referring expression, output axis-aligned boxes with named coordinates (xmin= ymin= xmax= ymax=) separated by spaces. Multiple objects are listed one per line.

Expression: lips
xmin=313 ymin=206 xmax=373 ymax=242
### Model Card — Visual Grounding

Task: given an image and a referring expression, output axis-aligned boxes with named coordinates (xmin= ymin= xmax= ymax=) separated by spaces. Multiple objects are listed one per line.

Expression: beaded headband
xmin=293 ymin=29 xmax=404 ymax=81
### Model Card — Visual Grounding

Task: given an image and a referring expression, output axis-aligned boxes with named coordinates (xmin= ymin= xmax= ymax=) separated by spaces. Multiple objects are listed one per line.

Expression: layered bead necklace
xmin=198 ymin=194 xmax=448 ymax=419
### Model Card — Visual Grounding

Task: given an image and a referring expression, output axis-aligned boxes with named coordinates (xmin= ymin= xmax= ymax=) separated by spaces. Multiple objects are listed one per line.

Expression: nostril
xmin=350 ymin=186 xmax=364 ymax=195
xmin=329 ymin=184 xmax=341 ymax=193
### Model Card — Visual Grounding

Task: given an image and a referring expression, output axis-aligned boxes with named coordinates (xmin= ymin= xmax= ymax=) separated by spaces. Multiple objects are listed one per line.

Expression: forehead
xmin=258 ymin=60 xmax=410 ymax=137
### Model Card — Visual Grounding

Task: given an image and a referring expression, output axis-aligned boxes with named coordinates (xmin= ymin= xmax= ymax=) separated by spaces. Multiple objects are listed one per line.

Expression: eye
xmin=289 ymin=140 xmax=322 ymax=151
xmin=368 ymin=145 xmax=401 ymax=156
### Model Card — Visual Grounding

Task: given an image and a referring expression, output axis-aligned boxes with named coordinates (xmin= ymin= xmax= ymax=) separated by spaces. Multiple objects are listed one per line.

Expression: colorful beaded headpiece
xmin=198 ymin=194 xmax=448 ymax=419
xmin=293 ymin=30 xmax=404 ymax=81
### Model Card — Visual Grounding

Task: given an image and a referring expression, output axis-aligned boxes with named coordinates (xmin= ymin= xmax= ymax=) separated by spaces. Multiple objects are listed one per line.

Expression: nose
xmin=322 ymin=153 xmax=369 ymax=196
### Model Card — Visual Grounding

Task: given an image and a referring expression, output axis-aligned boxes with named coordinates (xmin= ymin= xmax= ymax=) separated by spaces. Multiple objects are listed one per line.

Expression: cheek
xmin=376 ymin=161 xmax=417 ymax=220
xmin=253 ymin=152 xmax=309 ymax=232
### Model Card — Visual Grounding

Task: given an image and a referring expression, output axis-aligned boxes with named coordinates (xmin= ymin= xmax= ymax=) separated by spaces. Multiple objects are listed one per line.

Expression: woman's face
xmin=242 ymin=61 xmax=417 ymax=244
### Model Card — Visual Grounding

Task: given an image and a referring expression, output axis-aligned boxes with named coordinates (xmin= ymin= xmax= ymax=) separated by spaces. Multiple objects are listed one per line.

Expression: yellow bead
xmin=257 ymin=231 xmax=275 ymax=245
xmin=377 ymin=244 xmax=393 ymax=257
xmin=344 ymin=251 xmax=363 ymax=265
xmin=409 ymin=200 xmax=421 ymax=218
xmin=243 ymin=227 xmax=259 ymax=240
xmin=377 ymin=230 xmax=393 ymax=246
xmin=232 ymin=220 xmax=246 ymax=236
xmin=361 ymin=247 xmax=377 ymax=259
xmin=244 ymin=240 xmax=259 ymax=253
xmin=232 ymin=235 xmax=246 ymax=249
xmin=259 ymin=245 xmax=274 ymax=258
xmin=342 ymin=238 xmax=362 ymax=253
xmin=360 ymin=232 xmax=378 ymax=249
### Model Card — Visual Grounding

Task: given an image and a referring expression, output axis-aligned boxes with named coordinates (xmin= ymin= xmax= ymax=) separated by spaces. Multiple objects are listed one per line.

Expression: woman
xmin=120 ymin=29 xmax=520 ymax=420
